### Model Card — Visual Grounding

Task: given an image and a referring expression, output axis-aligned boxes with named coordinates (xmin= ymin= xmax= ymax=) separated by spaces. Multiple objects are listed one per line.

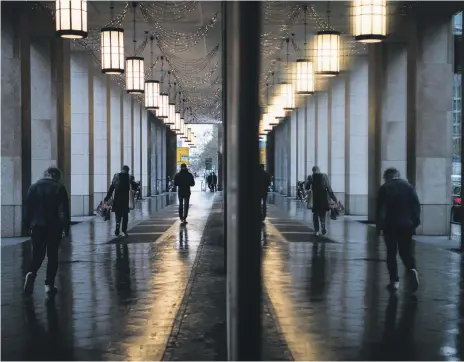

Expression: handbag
xmin=128 ymin=186 xmax=135 ymax=210
xmin=97 ymin=200 xmax=111 ymax=221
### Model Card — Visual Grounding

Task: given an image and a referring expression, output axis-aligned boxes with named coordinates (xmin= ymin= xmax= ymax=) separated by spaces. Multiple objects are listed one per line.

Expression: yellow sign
xmin=260 ymin=147 xmax=266 ymax=165
xmin=177 ymin=147 xmax=189 ymax=165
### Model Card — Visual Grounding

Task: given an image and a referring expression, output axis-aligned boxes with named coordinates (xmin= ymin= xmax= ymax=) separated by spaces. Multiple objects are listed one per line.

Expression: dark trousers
xmin=261 ymin=195 xmax=267 ymax=220
xmin=115 ymin=210 xmax=128 ymax=232
xmin=178 ymin=194 xmax=190 ymax=220
xmin=312 ymin=210 xmax=326 ymax=232
xmin=29 ymin=226 xmax=62 ymax=286
xmin=384 ymin=228 xmax=416 ymax=282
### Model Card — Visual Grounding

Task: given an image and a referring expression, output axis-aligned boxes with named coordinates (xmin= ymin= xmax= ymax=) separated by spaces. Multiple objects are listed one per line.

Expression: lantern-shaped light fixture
xmin=100 ymin=27 xmax=124 ymax=74
xmin=173 ymin=112 xmax=181 ymax=131
xmin=187 ymin=128 xmax=192 ymax=143
xmin=296 ymin=59 xmax=315 ymax=94
xmin=56 ymin=0 xmax=88 ymax=39
xmin=144 ymin=81 xmax=159 ymax=110
xmin=181 ymin=124 xmax=188 ymax=139
xmin=165 ymin=104 xmax=175 ymax=125
xmin=271 ymin=97 xmax=286 ymax=120
xmin=126 ymin=57 xmax=145 ymax=94
xmin=315 ymin=31 xmax=340 ymax=77
xmin=158 ymin=94 xmax=169 ymax=118
xmin=353 ymin=0 xmax=387 ymax=43
xmin=279 ymin=83 xmax=295 ymax=110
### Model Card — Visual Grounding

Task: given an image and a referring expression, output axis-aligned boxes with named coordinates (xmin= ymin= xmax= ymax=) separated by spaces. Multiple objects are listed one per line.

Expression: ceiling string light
xmin=316 ymin=2 xmax=340 ymax=77
xmin=56 ymin=0 xmax=88 ymax=39
xmin=126 ymin=2 xmax=144 ymax=94
xmin=158 ymin=56 xmax=169 ymax=119
xmin=100 ymin=2 xmax=124 ymax=74
xmin=296 ymin=7 xmax=315 ymax=95
xmin=353 ymin=0 xmax=387 ymax=43
xmin=145 ymin=36 xmax=160 ymax=110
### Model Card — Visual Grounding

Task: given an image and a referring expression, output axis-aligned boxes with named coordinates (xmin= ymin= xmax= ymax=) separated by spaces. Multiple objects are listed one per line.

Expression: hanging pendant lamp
xmin=174 ymin=112 xmax=181 ymax=131
xmin=279 ymin=83 xmax=295 ymax=110
xmin=315 ymin=31 xmax=340 ymax=77
xmin=353 ymin=0 xmax=387 ymax=43
xmin=187 ymin=128 xmax=192 ymax=143
xmin=101 ymin=27 xmax=124 ymax=74
xmin=158 ymin=94 xmax=169 ymax=118
xmin=126 ymin=3 xmax=144 ymax=94
xmin=145 ymin=36 xmax=159 ymax=110
xmin=166 ymin=104 xmax=175 ymax=125
xmin=296 ymin=60 xmax=315 ymax=94
xmin=56 ymin=0 xmax=88 ymax=39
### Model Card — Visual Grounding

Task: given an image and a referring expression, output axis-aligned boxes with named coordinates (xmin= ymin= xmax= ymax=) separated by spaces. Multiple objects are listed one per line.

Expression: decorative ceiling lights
xmin=126 ymin=2 xmax=144 ymax=94
xmin=174 ymin=112 xmax=181 ymax=131
xmin=315 ymin=31 xmax=340 ymax=77
xmin=278 ymin=83 xmax=295 ymax=110
xmin=101 ymin=27 xmax=124 ymax=74
xmin=158 ymin=94 xmax=169 ymax=118
xmin=353 ymin=0 xmax=387 ymax=43
xmin=145 ymin=37 xmax=159 ymax=109
xmin=56 ymin=0 xmax=88 ymax=39
xmin=296 ymin=59 xmax=315 ymax=94
xmin=166 ymin=104 xmax=176 ymax=125
xmin=126 ymin=57 xmax=145 ymax=94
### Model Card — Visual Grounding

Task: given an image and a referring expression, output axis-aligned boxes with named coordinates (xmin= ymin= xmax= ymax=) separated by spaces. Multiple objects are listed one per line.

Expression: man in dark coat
xmin=259 ymin=164 xmax=271 ymax=221
xmin=174 ymin=163 xmax=195 ymax=224
xmin=376 ymin=167 xmax=421 ymax=292
xmin=305 ymin=166 xmax=337 ymax=236
xmin=211 ymin=172 xmax=218 ymax=192
xmin=104 ymin=165 xmax=137 ymax=237
xmin=23 ymin=167 xmax=70 ymax=296
xmin=207 ymin=172 xmax=213 ymax=192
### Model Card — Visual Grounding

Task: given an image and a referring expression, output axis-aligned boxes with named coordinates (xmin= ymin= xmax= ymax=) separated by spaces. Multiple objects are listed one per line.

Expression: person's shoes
xmin=386 ymin=281 xmax=400 ymax=292
xmin=45 ymin=285 xmax=58 ymax=296
xmin=408 ymin=269 xmax=419 ymax=292
xmin=321 ymin=227 xmax=327 ymax=236
xmin=315 ymin=231 xmax=321 ymax=236
xmin=122 ymin=232 xmax=129 ymax=237
xmin=24 ymin=272 xmax=35 ymax=295
xmin=183 ymin=219 xmax=188 ymax=225
xmin=115 ymin=224 xmax=120 ymax=236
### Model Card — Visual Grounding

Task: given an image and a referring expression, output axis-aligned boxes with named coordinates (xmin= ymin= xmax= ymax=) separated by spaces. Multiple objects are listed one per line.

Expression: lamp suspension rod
xmin=110 ymin=1 xmax=114 ymax=20
xmin=303 ymin=5 xmax=307 ymax=52
xmin=327 ymin=1 xmax=331 ymax=29
xmin=132 ymin=2 xmax=137 ymax=55
xmin=150 ymin=36 xmax=154 ymax=78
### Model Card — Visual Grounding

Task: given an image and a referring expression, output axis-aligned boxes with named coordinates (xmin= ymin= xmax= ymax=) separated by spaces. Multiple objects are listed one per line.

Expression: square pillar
xmin=123 ymin=95 xmax=132 ymax=169
xmin=133 ymin=101 xmax=141 ymax=181
xmin=316 ymin=92 xmax=329 ymax=173
xmin=142 ymin=110 xmax=149 ymax=196
xmin=110 ymin=84 xmax=122 ymax=176
xmin=290 ymin=112 xmax=297 ymax=195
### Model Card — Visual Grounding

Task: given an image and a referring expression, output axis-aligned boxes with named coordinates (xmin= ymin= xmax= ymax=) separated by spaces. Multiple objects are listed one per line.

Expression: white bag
xmin=128 ymin=187 xmax=135 ymax=210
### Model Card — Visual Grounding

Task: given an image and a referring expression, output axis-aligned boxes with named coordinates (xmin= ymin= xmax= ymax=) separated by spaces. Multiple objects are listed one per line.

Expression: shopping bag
xmin=129 ymin=189 xmax=135 ymax=210
xmin=330 ymin=207 xmax=338 ymax=220
xmin=97 ymin=201 xmax=111 ymax=221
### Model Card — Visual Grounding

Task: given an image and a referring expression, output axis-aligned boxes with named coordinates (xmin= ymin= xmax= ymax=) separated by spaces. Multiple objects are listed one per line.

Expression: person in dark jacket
xmin=174 ymin=163 xmax=195 ymax=224
xmin=23 ymin=167 xmax=70 ymax=296
xmin=211 ymin=172 xmax=218 ymax=192
xmin=104 ymin=165 xmax=138 ymax=237
xmin=207 ymin=173 xmax=213 ymax=192
xmin=305 ymin=166 xmax=337 ymax=236
xmin=376 ymin=167 xmax=420 ymax=292
xmin=260 ymin=164 xmax=271 ymax=221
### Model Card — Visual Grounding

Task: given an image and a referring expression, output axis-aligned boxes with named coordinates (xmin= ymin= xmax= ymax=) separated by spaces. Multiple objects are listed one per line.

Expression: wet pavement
xmin=1 ymin=190 xmax=463 ymax=361
xmin=1 ymin=192 xmax=214 ymax=361
xmin=264 ymin=194 xmax=464 ymax=361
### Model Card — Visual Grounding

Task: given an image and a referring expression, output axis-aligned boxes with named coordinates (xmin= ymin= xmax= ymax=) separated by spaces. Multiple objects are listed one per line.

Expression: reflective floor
xmin=1 ymin=190 xmax=463 ymax=361
xmin=1 ymin=192 xmax=215 ymax=361
xmin=264 ymin=194 xmax=464 ymax=361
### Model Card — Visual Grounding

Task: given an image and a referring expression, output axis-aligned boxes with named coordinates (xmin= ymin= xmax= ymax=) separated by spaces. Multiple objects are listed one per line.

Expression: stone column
xmin=346 ymin=56 xmax=369 ymax=215
xmin=306 ymin=96 xmax=316 ymax=173
xmin=161 ymin=125 xmax=166 ymax=192
xmin=1 ymin=5 xmax=26 ymax=236
xmin=142 ymin=110 xmax=149 ymax=196
xmin=316 ymin=93 xmax=329 ymax=173
xmin=93 ymin=68 xmax=108 ymax=206
xmin=110 ymin=84 xmax=122 ymax=176
xmin=123 ymin=95 xmax=132 ymax=169
xmin=290 ymin=113 xmax=297 ymax=196
xmin=150 ymin=117 xmax=158 ymax=194
xmin=70 ymin=51 xmax=92 ymax=216
xmin=299 ymin=104 xmax=307 ymax=180
xmin=329 ymin=77 xmax=347 ymax=204
xmin=132 ymin=101 xmax=141 ymax=181
xmin=412 ymin=18 xmax=454 ymax=235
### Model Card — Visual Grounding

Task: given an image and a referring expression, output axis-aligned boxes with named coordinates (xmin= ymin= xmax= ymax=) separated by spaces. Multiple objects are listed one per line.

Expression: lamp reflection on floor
xmin=178 ymin=225 xmax=189 ymax=251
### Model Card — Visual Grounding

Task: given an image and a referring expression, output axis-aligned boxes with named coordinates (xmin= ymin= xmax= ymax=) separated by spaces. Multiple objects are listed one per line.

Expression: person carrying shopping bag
xmin=104 ymin=165 xmax=138 ymax=237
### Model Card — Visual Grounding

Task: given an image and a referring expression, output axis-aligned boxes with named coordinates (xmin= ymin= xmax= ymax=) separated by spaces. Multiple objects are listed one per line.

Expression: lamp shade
xmin=353 ymin=0 xmax=387 ymax=43
xmin=56 ymin=0 xmax=88 ymax=39
xmin=101 ymin=27 xmax=124 ymax=74
xmin=125 ymin=57 xmax=145 ymax=94
xmin=181 ymin=124 xmax=188 ymax=139
xmin=173 ymin=112 xmax=181 ymax=131
xmin=158 ymin=93 xmax=169 ymax=118
xmin=279 ymin=83 xmax=295 ymax=110
xmin=316 ymin=31 xmax=340 ymax=77
xmin=296 ymin=59 xmax=315 ymax=94
xmin=187 ymin=128 xmax=192 ymax=143
xmin=144 ymin=81 xmax=159 ymax=110
xmin=166 ymin=104 xmax=175 ymax=125
xmin=270 ymin=97 xmax=286 ymax=120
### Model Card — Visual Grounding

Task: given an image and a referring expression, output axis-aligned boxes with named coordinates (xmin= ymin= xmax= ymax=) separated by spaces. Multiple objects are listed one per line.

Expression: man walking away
xmin=305 ymin=166 xmax=337 ymax=236
xmin=212 ymin=172 xmax=218 ymax=192
xmin=23 ymin=167 xmax=70 ymax=296
xmin=104 ymin=165 xmax=137 ymax=237
xmin=376 ymin=167 xmax=420 ymax=293
xmin=260 ymin=164 xmax=271 ymax=222
xmin=174 ymin=163 xmax=195 ymax=224
xmin=207 ymin=172 xmax=213 ymax=192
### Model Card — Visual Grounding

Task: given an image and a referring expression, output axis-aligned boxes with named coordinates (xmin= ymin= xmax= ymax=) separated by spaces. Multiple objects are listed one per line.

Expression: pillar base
xmin=415 ymin=204 xmax=450 ymax=236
